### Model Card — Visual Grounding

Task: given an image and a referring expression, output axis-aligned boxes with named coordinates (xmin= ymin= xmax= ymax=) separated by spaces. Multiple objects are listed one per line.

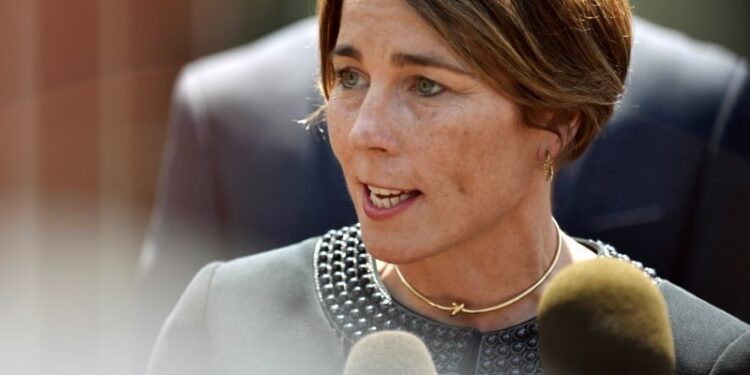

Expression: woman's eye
xmin=415 ymin=77 xmax=445 ymax=96
xmin=336 ymin=69 xmax=366 ymax=89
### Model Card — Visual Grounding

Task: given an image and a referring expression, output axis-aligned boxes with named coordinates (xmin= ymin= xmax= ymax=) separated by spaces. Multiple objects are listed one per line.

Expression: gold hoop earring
xmin=544 ymin=149 xmax=554 ymax=182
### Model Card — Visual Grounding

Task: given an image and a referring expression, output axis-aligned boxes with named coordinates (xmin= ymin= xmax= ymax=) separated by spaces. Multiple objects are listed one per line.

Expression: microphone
xmin=537 ymin=258 xmax=675 ymax=375
xmin=342 ymin=330 xmax=438 ymax=375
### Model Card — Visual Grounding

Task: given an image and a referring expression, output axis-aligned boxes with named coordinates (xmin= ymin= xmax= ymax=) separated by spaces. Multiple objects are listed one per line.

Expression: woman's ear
xmin=534 ymin=109 xmax=581 ymax=164
xmin=558 ymin=110 xmax=581 ymax=152
xmin=550 ymin=109 xmax=581 ymax=160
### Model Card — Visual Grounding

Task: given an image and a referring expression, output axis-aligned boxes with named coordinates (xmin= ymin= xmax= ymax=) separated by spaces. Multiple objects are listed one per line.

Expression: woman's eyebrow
xmin=391 ymin=52 xmax=472 ymax=76
xmin=332 ymin=45 xmax=471 ymax=76
xmin=331 ymin=45 xmax=362 ymax=61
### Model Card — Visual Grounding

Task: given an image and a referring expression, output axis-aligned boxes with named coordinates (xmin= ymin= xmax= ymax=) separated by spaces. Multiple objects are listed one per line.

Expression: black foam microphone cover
xmin=538 ymin=258 xmax=675 ymax=375
xmin=342 ymin=330 xmax=437 ymax=375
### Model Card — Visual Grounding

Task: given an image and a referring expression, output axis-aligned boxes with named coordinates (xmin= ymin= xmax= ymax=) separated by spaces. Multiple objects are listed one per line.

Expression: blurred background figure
xmin=0 ymin=1 xmax=747 ymax=375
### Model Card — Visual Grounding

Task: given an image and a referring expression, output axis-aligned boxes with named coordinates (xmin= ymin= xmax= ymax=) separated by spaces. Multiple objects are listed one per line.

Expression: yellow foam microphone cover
xmin=538 ymin=258 xmax=675 ymax=374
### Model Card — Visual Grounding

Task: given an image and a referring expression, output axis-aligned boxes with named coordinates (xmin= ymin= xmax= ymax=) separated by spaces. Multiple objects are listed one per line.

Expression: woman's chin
xmin=360 ymin=229 xmax=433 ymax=265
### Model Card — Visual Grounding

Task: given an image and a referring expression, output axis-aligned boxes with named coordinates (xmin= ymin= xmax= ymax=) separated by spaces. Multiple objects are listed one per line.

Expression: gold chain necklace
xmin=393 ymin=219 xmax=563 ymax=317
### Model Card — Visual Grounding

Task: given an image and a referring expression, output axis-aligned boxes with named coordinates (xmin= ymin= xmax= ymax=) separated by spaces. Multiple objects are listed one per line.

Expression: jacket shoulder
xmin=659 ymin=280 xmax=750 ymax=374
xmin=177 ymin=17 xmax=318 ymax=101
xmin=211 ymin=236 xmax=319 ymax=289
xmin=148 ymin=236 xmax=345 ymax=375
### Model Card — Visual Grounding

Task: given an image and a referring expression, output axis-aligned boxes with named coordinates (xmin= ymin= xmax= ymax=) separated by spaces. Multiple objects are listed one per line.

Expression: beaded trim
xmin=313 ymin=224 xmax=659 ymax=374
xmin=582 ymin=238 xmax=660 ymax=284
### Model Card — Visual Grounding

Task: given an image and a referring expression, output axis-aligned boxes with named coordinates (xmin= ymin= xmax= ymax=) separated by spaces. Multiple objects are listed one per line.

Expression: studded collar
xmin=313 ymin=224 xmax=658 ymax=375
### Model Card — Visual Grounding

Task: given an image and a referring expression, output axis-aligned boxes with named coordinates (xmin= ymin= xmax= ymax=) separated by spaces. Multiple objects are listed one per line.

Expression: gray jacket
xmin=147 ymin=235 xmax=750 ymax=375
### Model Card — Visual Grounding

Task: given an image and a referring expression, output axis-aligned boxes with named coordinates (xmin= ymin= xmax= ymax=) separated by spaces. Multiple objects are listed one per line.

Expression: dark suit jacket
xmin=136 ymin=15 xmax=750 ymax=371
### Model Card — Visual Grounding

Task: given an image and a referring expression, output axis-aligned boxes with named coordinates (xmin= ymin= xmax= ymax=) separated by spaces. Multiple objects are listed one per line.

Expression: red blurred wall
xmin=1 ymin=1 xmax=192 ymax=374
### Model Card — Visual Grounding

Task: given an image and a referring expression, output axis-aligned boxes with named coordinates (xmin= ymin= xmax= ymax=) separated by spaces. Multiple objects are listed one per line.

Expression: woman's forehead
xmin=343 ymin=0 xmax=405 ymax=12
xmin=340 ymin=0 xmax=425 ymax=34
xmin=337 ymin=0 xmax=461 ymax=64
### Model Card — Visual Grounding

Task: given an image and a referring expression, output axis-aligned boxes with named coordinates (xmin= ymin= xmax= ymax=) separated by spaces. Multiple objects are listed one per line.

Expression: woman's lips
xmin=362 ymin=184 xmax=421 ymax=220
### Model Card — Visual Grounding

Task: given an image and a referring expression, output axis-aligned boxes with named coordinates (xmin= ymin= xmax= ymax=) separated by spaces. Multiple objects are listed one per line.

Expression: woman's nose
xmin=348 ymin=89 xmax=398 ymax=154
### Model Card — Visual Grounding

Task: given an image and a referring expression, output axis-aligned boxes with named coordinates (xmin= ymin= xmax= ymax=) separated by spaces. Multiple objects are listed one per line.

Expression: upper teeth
xmin=369 ymin=185 xmax=409 ymax=196
xmin=367 ymin=185 xmax=415 ymax=209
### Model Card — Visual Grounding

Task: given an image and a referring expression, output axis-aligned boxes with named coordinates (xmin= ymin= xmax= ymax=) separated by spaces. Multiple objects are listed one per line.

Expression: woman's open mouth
xmin=362 ymin=184 xmax=421 ymax=220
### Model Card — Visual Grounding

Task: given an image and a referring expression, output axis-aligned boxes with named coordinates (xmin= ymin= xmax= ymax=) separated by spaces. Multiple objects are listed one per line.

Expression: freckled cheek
xmin=448 ymin=166 xmax=472 ymax=196
xmin=422 ymin=129 xmax=482 ymax=198
xmin=452 ymin=146 xmax=491 ymax=198
xmin=327 ymin=107 xmax=356 ymax=160
xmin=327 ymin=117 xmax=361 ymax=197
xmin=435 ymin=118 xmax=507 ymax=199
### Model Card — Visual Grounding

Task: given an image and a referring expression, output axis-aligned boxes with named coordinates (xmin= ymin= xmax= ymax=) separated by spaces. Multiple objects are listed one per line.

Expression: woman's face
xmin=328 ymin=0 xmax=547 ymax=263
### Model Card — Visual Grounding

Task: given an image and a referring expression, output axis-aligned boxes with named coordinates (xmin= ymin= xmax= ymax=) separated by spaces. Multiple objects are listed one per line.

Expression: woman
xmin=147 ymin=0 xmax=750 ymax=374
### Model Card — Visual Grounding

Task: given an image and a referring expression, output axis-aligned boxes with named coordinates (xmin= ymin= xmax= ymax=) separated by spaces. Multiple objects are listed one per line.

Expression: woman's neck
xmin=377 ymin=212 xmax=594 ymax=332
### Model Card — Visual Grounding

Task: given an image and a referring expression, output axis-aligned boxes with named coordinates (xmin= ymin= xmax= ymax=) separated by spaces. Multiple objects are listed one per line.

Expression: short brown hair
xmin=315 ymin=0 xmax=632 ymax=163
